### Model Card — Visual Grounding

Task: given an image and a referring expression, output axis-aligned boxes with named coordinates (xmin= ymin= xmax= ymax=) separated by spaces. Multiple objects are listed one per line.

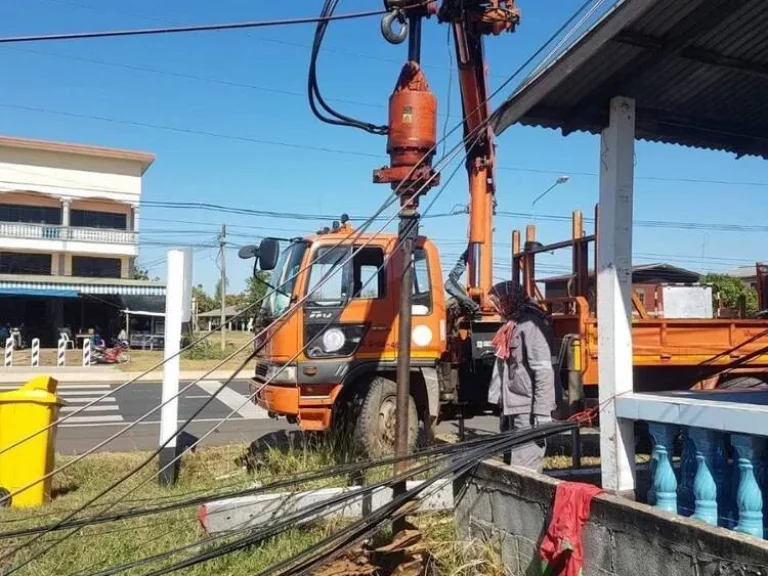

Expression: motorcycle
xmin=92 ymin=339 xmax=130 ymax=365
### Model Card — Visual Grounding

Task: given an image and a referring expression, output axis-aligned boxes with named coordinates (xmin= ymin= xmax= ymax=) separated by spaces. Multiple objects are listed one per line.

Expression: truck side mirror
xmin=237 ymin=245 xmax=259 ymax=260
xmin=258 ymin=238 xmax=280 ymax=271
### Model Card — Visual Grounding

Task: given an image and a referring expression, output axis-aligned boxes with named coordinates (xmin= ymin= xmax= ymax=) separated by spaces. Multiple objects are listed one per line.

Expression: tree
xmin=133 ymin=267 xmax=149 ymax=280
xmin=243 ymin=272 xmax=270 ymax=317
xmin=701 ymin=273 xmax=758 ymax=314
xmin=192 ymin=284 xmax=216 ymax=314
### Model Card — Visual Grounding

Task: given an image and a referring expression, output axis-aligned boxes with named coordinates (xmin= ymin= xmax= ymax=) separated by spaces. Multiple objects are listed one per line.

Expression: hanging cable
xmin=308 ymin=0 xmax=389 ymax=135
xmin=3 ymin=3 xmax=610 ymax=569
xmin=0 ymin=8 xmax=395 ymax=45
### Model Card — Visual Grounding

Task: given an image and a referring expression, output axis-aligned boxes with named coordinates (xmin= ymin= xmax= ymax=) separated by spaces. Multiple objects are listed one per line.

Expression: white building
xmin=0 ymin=136 xmax=165 ymax=346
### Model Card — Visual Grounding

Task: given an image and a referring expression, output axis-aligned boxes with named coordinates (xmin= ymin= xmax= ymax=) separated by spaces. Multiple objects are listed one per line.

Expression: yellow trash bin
xmin=0 ymin=376 xmax=63 ymax=508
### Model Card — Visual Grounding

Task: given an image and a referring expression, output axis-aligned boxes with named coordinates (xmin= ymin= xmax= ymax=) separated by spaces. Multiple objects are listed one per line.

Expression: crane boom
xmin=441 ymin=1 xmax=519 ymax=310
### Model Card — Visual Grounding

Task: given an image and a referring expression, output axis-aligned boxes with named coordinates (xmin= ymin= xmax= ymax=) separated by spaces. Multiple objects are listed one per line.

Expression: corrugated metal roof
xmin=0 ymin=274 xmax=166 ymax=296
xmin=492 ymin=0 xmax=768 ymax=159
xmin=541 ymin=262 xmax=701 ymax=283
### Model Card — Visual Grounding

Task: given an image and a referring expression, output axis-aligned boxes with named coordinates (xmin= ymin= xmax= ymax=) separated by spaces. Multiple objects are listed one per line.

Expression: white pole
xmin=30 ymin=338 xmax=40 ymax=367
xmin=4 ymin=337 xmax=13 ymax=367
xmin=82 ymin=339 xmax=91 ymax=366
xmin=57 ymin=338 xmax=66 ymax=366
xmin=158 ymin=248 xmax=192 ymax=486
xmin=597 ymin=96 xmax=637 ymax=496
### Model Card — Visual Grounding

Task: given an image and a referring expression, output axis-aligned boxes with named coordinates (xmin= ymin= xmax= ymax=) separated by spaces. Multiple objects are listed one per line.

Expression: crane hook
xmin=381 ymin=9 xmax=408 ymax=45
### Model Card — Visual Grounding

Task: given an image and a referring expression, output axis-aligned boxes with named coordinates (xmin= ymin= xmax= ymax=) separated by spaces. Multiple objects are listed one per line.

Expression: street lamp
xmin=531 ymin=175 xmax=569 ymax=221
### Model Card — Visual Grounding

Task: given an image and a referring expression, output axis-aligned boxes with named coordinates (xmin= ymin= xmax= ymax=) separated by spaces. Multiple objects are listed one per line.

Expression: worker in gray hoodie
xmin=487 ymin=280 xmax=557 ymax=472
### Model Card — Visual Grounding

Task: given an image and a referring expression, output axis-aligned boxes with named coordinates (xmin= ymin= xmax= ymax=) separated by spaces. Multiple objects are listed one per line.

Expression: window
xmin=70 ymin=210 xmax=127 ymax=230
xmin=263 ymin=241 xmax=307 ymax=317
xmin=352 ymin=247 xmax=386 ymax=299
xmin=305 ymin=245 xmax=386 ymax=305
xmin=306 ymin=247 xmax=349 ymax=306
xmin=0 ymin=252 xmax=52 ymax=275
xmin=72 ymin=256 xmax=121 ymax=278
xmin=0 ymin=204 xmax=60 ymax=225
xmin=412 ymin=247 xmax=432 ymax=313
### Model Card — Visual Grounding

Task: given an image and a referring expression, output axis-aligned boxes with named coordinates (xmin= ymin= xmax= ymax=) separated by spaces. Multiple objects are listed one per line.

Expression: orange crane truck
xmin=240 ymin=0 xmax=768 ymax=457
xmin=513 ymin=211 xmax=768 ymax=418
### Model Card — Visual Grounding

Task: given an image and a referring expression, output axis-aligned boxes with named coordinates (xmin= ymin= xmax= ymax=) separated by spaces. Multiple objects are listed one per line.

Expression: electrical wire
xmin=0 ymin=8 xmax=399 ymax=45
xmin=0 ymin=186 xmax=398 ymax=462
xmin=140 ymin=424 xmax=575 ymax=576
xmin=1 ymin=433 xmax=497 ymax=539
xmin=34 ymin=0 xmax=498 ymax=79
xmin=2 ymin=0 xmax=609 ymax=475
xmin=4 ymin=45 xmax=383 ymax=111
xmin=0 ymin=103 xmax=385 ymax=159
xmin=29 ymin=119 xmax=479 ymax=572
xmin=271 ymin=423 xmax=578 ymax=576
xmin=79 ymin=443 xmax=466 ymax=576
xmin=0 ymin=82 xmax=475 ymax=570
xmin=1 ymin=4 xmax=624 ymax=571
xmin=307 ymin=0 xmax=389 ymax=135
xmin=5 ymin=95 xmax=487 ymax=569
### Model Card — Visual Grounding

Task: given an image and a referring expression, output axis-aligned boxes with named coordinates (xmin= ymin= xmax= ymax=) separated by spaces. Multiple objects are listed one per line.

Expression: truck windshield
xmin=262 ymin=241 xmax=307 ymax=317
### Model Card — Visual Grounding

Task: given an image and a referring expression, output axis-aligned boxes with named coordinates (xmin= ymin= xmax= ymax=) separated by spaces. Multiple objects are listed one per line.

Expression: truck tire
xmin=353 ymin=376 xmax=418 ymax=458
xmin=717 ymin=375 xmax=768 ymax=389
xmin=0 ymin=487 xmax=10 ymax=508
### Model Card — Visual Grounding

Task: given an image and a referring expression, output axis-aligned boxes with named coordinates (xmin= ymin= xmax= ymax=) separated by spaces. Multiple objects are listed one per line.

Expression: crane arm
xmin=440 ymin=1 xmax=519 ymax=310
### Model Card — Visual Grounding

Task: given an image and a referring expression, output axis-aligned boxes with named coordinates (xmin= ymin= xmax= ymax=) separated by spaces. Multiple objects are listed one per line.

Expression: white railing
xmin=0 ymin=222 xmax=137 ymax=244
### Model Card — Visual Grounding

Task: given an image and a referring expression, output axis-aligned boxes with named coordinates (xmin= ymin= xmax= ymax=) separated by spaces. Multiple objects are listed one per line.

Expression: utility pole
xmin=219 ymin=224 xmax=227 ymax=351
xmin=376 ymin=3 xmax=433 ymax=535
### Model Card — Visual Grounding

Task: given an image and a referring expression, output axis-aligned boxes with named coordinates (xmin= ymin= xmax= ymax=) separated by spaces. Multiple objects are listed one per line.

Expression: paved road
xmin=1 ymin=380 xmax=498 ymax=454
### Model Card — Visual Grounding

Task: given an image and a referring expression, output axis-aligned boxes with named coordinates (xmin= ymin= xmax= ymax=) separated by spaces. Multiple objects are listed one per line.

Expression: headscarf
xmin=488 ymin=280 xmax=547 ymax=360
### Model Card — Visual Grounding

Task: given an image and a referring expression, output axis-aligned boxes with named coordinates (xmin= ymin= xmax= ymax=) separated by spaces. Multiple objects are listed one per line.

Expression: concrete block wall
xmin=455 ymin=461 xmax=768 ymax=576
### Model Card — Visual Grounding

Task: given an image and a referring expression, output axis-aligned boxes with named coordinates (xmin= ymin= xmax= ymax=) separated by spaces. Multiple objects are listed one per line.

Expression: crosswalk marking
xmin=58 ymin=390 xmax=115 ymax=397
xmin=60 ymin=396 xmax=116 ymax=403
xmin=62 ymin=415 xmax=125 ymax=425
xmin=55 ymin=385 xmax=125 ymax=425
xmin=196 ymin=381 xmax=268 ymax=419
xmin=62 ymin=404 xmax=119 ymax=413
xmin=58 ymin=385 xmax=111 ymax=390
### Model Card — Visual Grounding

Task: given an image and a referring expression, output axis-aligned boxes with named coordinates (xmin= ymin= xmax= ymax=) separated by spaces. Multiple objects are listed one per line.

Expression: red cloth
xmin=491 ymin=320 xmax=516 ymax=360
xmin=539 ymin=481 xmax=603 ymax=576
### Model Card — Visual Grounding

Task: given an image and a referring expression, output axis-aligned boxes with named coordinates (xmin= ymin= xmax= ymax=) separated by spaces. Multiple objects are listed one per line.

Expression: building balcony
xmin=0 ymin=221 xmax=138 ymax=257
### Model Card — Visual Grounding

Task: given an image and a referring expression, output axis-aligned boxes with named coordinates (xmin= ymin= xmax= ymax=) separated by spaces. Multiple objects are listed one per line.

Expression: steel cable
xmin=2 ymin=2 xmax=602 ymax=568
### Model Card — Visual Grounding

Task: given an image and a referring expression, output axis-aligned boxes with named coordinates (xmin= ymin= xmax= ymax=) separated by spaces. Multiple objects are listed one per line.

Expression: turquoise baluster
xmin=679 ymin=428 xmax=696 ymax=516
xmin=722 ymin=436 xmax=740 ymax=530
xmin=731 ymin=434 xmax=765 ymax=539
xmin=689 ymin=428 xmax=719 ymax=526
xmin=648 ymin=423 xmax=678 ymax=513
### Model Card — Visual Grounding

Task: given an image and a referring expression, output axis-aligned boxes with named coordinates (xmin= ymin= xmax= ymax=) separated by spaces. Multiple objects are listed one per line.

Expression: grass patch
xmin=0 ymin=440 xmax=353 ymax=576
xmin=0 ymin=434 xmax=451 ymax=575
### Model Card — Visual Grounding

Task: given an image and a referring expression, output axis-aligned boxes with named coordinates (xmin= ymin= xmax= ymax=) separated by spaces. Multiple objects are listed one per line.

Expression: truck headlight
xmin=305 ymin=324 xmax=367 ymax=358
xmin=321 ymin=328 xmax=346 ymax=353
xmin=265 ymin=363 xmax=297 ymax=384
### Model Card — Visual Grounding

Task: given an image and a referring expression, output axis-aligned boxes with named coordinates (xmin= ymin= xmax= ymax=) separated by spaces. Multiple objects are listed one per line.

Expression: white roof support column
xmin=597 ymin=96 xmax=636 ymax=496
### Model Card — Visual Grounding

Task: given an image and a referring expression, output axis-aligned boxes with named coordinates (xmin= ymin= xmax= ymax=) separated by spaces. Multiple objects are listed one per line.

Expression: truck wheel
xmin=717 ymin=375 xmax=768 ymax=389
xmin=0 ymin=488 xmax=10 ymax=508
xmin=354 ymin=376 xmax=418 ymax=458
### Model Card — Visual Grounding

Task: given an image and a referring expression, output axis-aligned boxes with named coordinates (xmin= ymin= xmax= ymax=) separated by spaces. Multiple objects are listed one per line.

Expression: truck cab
xmin=245 ymin=222 xmax=449 ymax=455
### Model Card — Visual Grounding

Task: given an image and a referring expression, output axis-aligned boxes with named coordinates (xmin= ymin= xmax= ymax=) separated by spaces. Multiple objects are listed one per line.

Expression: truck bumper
xmin=249 ymin=379 xmax=342 ymax=432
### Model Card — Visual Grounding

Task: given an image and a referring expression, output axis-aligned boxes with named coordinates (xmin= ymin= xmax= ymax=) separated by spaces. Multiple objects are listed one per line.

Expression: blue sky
xmin=2 ymin=0 xmax=767 ymax=294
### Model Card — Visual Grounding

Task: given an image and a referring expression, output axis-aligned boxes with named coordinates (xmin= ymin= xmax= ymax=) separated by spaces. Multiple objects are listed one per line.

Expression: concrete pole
xmin=158 ymin=248 xmax=192 ymax=486
xmin=597 ymin=96 xmax=636 ymax=496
